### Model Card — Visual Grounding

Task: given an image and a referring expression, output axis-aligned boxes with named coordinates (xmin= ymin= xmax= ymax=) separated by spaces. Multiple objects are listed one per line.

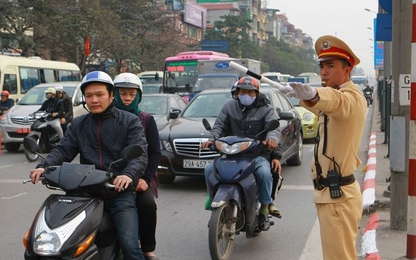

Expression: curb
xmin=361 ymin=132 xmax=381 ymax=259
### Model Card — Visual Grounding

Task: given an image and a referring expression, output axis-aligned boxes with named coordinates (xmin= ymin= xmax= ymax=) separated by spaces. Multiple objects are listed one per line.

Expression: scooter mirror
xmin=202 ymin=118 xmax=211 ymax=131
xmin=265 ymin=119 xmax=279 ymax=131
xmin=121 ymin=144 xmax=143 ymax=161
xmin=23 ymin=137 xmax=40 ymax=154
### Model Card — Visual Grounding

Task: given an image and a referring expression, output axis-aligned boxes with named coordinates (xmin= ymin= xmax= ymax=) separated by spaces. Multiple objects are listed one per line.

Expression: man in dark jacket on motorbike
xmin=29 ymin=71 xmax=149 ymax=260
xmin=0 ymin=90 xmax=14 ymax=115
xmin=201 ymin=76 xmax=281 ymax=231
xmin=30 ymin=87 xmax=64 ymax=139
xmin=363 ymin=85 xmax=373 ymax=105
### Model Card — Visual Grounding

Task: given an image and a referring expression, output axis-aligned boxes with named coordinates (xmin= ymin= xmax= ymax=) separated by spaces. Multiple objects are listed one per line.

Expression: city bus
xmin=162 ymin=51 xmax=231 ymax=94
xmin=261 ymin=72 xmax=292 ymax=82
xmin=0 ymin=55 xmax=82 ymax=101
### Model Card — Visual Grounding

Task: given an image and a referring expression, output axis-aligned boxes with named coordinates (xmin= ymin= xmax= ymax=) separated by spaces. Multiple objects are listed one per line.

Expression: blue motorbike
xmin=202 ymin=118 xmax=280 ymax=260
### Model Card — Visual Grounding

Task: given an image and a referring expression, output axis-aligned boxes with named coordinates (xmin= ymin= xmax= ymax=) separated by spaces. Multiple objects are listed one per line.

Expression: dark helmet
xmin=235 ymin=76 xmax=260 ymax=92
xmin=1 ymin=90 xmax=9 ymax=98
xmin=230 ymin=81 xmax=238 ymax=99
xmin=80 ymin=71 xmax=114 ymax=94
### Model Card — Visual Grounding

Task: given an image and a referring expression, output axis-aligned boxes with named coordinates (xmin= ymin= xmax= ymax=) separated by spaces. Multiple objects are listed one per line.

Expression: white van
xmin=137 ymin=71 xmax=163 ymax=94
xmin=0 ymin=55 xmax=81 ymax=101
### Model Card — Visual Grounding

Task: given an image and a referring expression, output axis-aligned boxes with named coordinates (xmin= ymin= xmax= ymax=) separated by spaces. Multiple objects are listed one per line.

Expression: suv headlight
xmin=161 ymin=140 xmax=173 ymax=152
xmin=0 ymin=113 xmax=9 ymax=124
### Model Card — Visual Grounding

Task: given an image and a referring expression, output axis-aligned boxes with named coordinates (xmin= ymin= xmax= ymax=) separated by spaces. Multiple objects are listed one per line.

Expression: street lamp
xmin=237 ymin=35 xmax=242 ymax=58
xmin=364 ymin=8 xmax=377 ymax=14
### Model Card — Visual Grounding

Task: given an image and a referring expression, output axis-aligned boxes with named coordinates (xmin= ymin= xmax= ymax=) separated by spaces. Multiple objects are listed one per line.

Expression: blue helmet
xmin=80 ymin=71 xmax=114 ymax=94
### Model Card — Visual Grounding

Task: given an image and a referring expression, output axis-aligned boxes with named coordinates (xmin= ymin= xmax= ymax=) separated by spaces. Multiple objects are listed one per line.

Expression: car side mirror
xmin=278 ymin=111 xmax=296 ymax=121
xmin=155 ymin=72 xmax=159 ymax=81
xmin=167 ymin=108 xmax=181 ymax=120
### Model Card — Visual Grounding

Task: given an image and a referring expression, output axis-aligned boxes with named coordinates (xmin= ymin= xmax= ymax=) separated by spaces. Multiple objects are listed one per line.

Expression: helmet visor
xmin=114 ymin=82 xmax=140 ymax=89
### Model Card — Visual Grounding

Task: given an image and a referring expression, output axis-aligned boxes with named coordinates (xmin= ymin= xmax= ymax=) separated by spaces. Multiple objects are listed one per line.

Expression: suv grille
xmin=11 ymin=117 xmax=36 ymax=125
xmin=174 ymin=138 xmax=218 ymax=158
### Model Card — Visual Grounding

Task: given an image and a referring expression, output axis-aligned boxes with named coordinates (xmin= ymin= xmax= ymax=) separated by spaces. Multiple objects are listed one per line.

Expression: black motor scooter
xmin=24 ymin=111 xmax=60 ymax=162
xmin=364 ymin=91 xmax=372 ymax=107
xmin=203 ymin=118 xmax=284 ymax=260
xmin=22 ymin=138 xmax=143 ymax=260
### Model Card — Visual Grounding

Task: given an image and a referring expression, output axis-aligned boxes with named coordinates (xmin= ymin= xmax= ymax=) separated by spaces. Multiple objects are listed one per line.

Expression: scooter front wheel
xmin=208 ymin=203 xmax=236 ymax=260
xmin=24 ymin=136 xmax=40 ymax=162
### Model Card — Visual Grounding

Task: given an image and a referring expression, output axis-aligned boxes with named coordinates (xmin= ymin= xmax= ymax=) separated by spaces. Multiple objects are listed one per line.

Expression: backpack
xmin=138 ymin=111 xmax=160 ymax=198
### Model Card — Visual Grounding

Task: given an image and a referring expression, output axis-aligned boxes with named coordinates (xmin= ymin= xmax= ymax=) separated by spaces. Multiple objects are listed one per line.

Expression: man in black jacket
xmin=30 ymin=87 xmax=64 ymax=139
xmin=0 ymin=90 xmax=14 ymax=115
xmin=29 ymin=71 xmax=148 ymax=260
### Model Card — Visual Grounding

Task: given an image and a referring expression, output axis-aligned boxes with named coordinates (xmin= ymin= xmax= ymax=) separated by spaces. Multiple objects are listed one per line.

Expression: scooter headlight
xmin=32 ymin=207 xmax=86 ymax=256
xmin=215 ymin=140 xmax=252 ymax=155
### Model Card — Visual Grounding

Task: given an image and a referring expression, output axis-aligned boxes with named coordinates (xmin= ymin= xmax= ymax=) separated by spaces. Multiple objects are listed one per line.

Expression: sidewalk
xmin=359 ymin=98 xmax=408 ymax=260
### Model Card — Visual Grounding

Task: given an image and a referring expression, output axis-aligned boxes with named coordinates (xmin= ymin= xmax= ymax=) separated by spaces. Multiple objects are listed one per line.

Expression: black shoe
xmin=258 ymin=214 xmax=270 ymax=231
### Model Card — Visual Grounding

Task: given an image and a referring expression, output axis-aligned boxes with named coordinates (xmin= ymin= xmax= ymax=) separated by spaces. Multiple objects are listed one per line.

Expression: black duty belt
xmin=313 ymin=174 xmax=356 ymax=191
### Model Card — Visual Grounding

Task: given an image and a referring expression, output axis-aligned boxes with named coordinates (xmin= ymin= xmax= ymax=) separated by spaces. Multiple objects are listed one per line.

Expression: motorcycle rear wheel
xmin=24 ymin=136 xmax=40 ymax=162
xmin=208 ymin=203 xmax=236 ymax=260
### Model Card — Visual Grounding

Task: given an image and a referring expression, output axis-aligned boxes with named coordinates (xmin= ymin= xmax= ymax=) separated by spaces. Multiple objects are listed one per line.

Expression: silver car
xmin=0 ymin=81 xmax=87 ymax=152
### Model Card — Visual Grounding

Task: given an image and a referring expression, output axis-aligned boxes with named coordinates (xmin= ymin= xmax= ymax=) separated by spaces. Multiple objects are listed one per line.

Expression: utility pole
xmin=390 ymin=0 xmax=411 ymax=232
xmin=408 ymin=1 xmax=416 ymax=257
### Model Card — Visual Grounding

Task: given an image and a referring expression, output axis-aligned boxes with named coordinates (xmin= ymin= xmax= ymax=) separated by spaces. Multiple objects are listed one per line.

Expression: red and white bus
xmin=162 ymin=51 xmax=231 ymax=94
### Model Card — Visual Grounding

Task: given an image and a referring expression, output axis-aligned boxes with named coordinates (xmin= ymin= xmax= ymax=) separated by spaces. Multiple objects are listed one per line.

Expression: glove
xmin=276 ymin=82 xmax=294 ymax=95
xmin=288 ymin=82 xmax=317 ymax=100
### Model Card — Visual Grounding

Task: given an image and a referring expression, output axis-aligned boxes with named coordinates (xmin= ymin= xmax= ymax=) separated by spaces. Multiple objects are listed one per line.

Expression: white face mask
xmin=238 ymin=94 xmax=256 ymax=106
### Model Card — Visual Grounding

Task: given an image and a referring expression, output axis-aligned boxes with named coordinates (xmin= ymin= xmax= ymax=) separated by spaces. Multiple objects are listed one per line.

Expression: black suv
xmin=158 ymin=88 xmax=303 ymax=184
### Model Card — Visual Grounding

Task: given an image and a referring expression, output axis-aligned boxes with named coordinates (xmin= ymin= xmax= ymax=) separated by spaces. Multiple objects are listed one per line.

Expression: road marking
xmin=2 ymin=192 xmax=27 ymax=200
xmin=299 ymin=218 xmax=322 ymax=259
xmin=0 ymin=164 xmax=14 ymax=170
xmin=0 ymin=179 xmax=27 ymax=184
xmin=281 ymin=185 xmax=314 ymax=191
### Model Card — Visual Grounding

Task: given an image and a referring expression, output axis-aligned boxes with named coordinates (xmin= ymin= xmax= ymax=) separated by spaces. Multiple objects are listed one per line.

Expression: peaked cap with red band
xmin=315 ymin=35 xmax=360 ymax=67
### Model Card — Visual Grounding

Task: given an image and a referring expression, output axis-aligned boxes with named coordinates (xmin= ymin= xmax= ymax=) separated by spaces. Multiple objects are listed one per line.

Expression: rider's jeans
xmin=204 ymin=155 xmax=273 ymax=205
xmin=46 ymin=118 xmax=64 ymax=138
xmin=104 ymin=191 xmax=145 ymax=260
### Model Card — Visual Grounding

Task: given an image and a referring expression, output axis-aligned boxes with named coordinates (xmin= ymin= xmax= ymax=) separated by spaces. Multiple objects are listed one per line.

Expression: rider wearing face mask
xmin=29 ymin=87 xmax=64 ymax=139
xmin=201 ymin=76 xmax=282 ymax=230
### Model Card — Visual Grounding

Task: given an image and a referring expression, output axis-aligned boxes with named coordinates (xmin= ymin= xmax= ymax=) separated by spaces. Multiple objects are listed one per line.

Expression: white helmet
xmin=114 ymin=73 xmax=143 ymax=90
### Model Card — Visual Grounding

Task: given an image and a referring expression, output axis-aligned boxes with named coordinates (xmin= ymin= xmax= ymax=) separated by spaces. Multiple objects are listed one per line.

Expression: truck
xmin=188 ymin=58 xmax=261 ymax=101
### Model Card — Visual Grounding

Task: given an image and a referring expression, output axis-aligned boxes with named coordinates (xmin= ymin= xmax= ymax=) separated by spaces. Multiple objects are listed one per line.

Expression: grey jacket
xmin=210 ymin=93 xmax=281 ymax=160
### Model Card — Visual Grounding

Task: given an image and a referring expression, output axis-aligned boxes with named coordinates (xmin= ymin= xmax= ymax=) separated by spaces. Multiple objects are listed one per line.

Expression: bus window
xmin=59 ymin=70 xmax=81 ymax=81
xmin=20 ymin=67 xmax=40 ymax=93
xmin=3 ymin=74 xmax=18 ymax=94
xmin=41 ymin=69 xmax=56 ymax=83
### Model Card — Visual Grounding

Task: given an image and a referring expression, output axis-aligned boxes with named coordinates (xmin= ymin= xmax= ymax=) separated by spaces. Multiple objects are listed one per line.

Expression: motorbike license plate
xmin=183 ymin=159 xmax=213 ymax=169
xmin=17 ymin=128 xmax=30 ymax=134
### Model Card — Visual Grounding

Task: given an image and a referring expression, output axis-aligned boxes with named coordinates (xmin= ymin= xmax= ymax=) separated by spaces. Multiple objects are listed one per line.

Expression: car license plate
xmin=183 ymin=159 xmax=213 ymax=169
xmin=17 ymin=128 xmax=30 ymax=134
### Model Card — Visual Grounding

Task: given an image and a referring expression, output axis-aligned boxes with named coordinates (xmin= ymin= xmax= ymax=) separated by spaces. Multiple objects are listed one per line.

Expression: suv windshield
xmin=139 ymin=96 xmax=167 ymax=115
xmin=183 ymin=92 xmax=233 ymax=118
xmin=18 ymin=85 xmax=76 ymax=105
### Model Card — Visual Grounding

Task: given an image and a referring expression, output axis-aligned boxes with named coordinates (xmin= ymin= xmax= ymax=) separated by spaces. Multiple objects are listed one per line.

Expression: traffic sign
xmin=399 ymin=74 xmax=410 ymax=106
